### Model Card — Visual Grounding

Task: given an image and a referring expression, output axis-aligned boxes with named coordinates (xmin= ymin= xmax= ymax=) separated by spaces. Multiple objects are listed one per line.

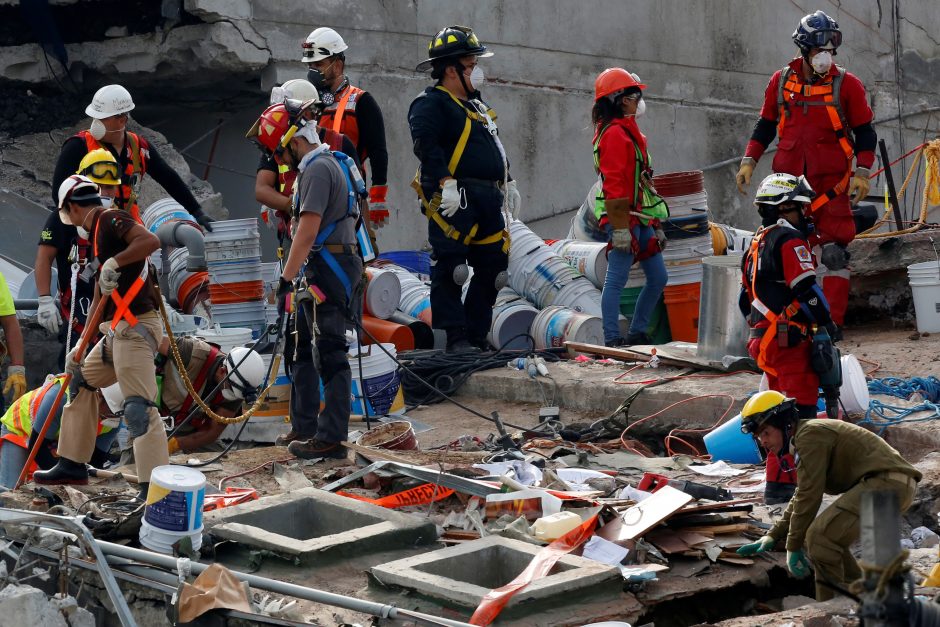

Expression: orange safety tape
xmin=203 ymin=487 xmax=259 ymax=512
xmin=338 ymin=483 xmax=455 ymax=508
xmin=469 ymin=515 xmax=599 ymax=626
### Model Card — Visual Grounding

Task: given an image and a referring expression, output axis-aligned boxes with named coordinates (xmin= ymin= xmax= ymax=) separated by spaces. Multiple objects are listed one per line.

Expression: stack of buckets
xmin=142 ymin=200 xmax=209 ymax=315
xmin=140 ymin=465 xmax=206 ymax=554
xmin=488 ymin=287 xmax=539 ymax=350
xmin=651 ymin=170 xmax=714 ymax=342
xmin=376 ymin=262 xmax=432 ymax=326
xmin=205 ymin=218 xmax=267 ymax=336
xmin=908 ymin=260 xmax=940 ymax=333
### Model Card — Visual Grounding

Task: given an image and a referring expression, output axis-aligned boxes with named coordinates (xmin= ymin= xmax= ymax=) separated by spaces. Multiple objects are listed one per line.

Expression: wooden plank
xmin=676 ymin=530 xmax=714 ymax=547
xmin=645 ymin=528 xmax=691 ymax=554
xmin=599 ymin=485 xmax=693 ymax=544
xmin=678 ymin=498 xmax=761 ymax=513
xmin=341 ymin=441 xmax=416 ymax=464
xmin=564 ymin=341 xmax=692 ymax=368
xmin=676 ymin=522 xmax=749 ymax=535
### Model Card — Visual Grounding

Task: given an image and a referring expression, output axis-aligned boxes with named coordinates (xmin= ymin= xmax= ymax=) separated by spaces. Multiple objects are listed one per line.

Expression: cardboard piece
xmin=177 ymin=563 xmax=251 ymax=622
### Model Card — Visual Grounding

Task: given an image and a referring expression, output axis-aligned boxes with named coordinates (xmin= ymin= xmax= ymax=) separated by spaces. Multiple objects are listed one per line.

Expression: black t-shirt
xmin=37 ymin=211 xmax=95 ymax=318
xmin=89 ymin=208 xmax=159 ymax=318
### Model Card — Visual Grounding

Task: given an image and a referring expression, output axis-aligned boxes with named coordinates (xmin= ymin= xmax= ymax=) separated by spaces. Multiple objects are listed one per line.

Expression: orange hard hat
xmin=594 ymin=68 xmax=646 ymax=102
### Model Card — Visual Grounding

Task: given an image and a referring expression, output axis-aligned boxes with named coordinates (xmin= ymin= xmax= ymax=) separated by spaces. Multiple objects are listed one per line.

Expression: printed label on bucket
xmin=145 ymin=484 xmax=205 ymax=532
xmin=350 ymin=371 xmax=404 ymax=416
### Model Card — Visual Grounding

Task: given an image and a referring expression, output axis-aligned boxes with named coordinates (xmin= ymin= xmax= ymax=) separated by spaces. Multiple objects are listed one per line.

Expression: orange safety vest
xmin=78 ymin=130 xmax=149 ymax=224
xmin=743 ymin=225 xmax=809 ymax=377
xmin=776 ymin=66 xmax=854 ymax=214
xmin=319 ymin=85 xmax=364 ymax=158
xmin=92 ymin=209 xmax=150 ymax=330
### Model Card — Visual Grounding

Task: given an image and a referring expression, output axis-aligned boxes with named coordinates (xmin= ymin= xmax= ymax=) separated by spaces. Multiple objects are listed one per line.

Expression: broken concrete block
xmin=911 ymin=526 xmax=940 ymax=548
xmin=0 ymin=584 xmax=68 ymax=627
xmin=184 ymin=0 xmax=252 ymax=20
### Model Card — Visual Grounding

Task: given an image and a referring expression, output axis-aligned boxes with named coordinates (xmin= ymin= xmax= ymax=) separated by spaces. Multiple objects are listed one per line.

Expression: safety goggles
xmin=80 ymin=161 xmax=120 ymax=182
xmin=806 ymin=29 xmax=842 ymax=49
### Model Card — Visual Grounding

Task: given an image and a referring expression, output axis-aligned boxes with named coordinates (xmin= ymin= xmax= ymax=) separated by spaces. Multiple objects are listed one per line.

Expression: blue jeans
xmin=601 ymin=224 xmax=668 ymax=342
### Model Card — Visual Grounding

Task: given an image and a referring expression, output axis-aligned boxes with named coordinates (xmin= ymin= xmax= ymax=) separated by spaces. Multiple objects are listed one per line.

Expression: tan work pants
xmin=57 ymin=311 xmax=169 ymax=483
xmin=805 ymin=473 xmax=917 ymax=601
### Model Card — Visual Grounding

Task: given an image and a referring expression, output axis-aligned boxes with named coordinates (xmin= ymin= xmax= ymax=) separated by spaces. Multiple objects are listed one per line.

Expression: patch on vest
xmin=794 ymin=245 xmax=812 ymax=263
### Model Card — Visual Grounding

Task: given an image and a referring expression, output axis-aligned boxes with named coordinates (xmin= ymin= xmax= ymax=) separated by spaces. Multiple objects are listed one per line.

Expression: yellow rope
xmin=156 ymin=285 xmax=277 ymax=426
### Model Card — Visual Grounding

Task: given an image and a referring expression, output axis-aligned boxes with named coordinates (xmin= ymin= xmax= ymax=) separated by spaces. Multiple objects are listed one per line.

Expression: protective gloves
xmin=3 ymin=365 xmax=26 ymax=404
xmin=64 ymin=346 xmax=83 ymax=378
xmin=439 ymin=179 xmax=463 ymax=218
xmin=276 ymin=277 xmax=294 ymax=317
xmin=99 ymin=257 xmax=121 ymax=296
xmin=369 ymin=185 xmax=390 ymax=228
xmin=611 ymin=228 xmax=633 ymax=252
xmin=191 ymin=209 xmax=215 ymax=232
xmin=736 ymin=157 xmax=756 ymax=194
xmin=167 ymin=436 xmax=181 ymax=455
xmin=36 ymin=295 xmax=61 ymax=334
xmin=736 ymin=535 xmax=775 ymax=556
xmin=787 ymin=549 xmax=812 ymax=578
xmin=655 ymin=227 xmax=667 ymax=251
xmin=506 ymin=180 xmax=522 ymax=219
xmin=848 ymin=167 xmax=871 ymax=205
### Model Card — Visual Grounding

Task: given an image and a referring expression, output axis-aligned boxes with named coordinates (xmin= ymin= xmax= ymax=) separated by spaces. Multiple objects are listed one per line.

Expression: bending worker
xmin=736 ymin=11 xmax=875 ymax=330
xmin=303 ymin=28 xmax=390 ymax=228
xmin=737 ymin=390 xmax=920 ymax=601
xmin=741 ymin=173 xmax=837 ymax=504
xmin=35 ymin=175 xmax=168 ymax=499
xmin=52 ymin=84 xmax=214 ymax=231
xmin=36 ymin=149 xmax=121 ymax=368
xmin=254 ymin=101 xmax=363 ymax=460
xmin=591 ymin=68 xmax=668 ymax=347
xmin=0 ymin=272 xmax=26 ymax=413
xmin=409 ymin=25 xmax=522 ymax=353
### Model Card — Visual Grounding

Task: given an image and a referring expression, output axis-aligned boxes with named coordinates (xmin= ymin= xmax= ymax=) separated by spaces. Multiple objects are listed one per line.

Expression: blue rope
xmin=867 ymin=376 xmax=940 ymax=403
xmin=860 ymin=376 xmax=940 ymax=435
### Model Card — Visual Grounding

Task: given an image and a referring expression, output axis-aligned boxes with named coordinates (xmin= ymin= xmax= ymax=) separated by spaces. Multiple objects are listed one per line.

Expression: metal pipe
xmin=155 ymin=221 xmax=207 ymax=272
xmin=879 ymin=138 xmax=907 ymax=233
xmin=13 ymin=299 xmax=39 ymax=310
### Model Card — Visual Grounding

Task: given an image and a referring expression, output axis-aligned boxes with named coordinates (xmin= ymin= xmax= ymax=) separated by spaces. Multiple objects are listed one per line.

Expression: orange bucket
xmin=361 ymin=315 xmax=415 ymax=351
xmin=663 ymin=282 xmax=701 ymax=342
xmin=208 ymin=280 xmax=265 ymax=304
xmin=176 ymin=272 xmax=208 ymax=309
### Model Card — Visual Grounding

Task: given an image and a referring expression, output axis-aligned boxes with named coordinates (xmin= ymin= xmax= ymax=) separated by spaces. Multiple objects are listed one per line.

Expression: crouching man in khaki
xmin=736 ymin=390 xmax=921 ymax=600
xmin=34 ymin=174 xmax=168 ymax=499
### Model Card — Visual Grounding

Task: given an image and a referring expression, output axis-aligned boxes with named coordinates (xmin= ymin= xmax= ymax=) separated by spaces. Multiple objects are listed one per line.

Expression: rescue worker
xmin=591 ymin=68 xmax=668 ymax=347
xmin=51 ymin=84 xmax=215 ymax=230
xmin=741 ymin=173 xmax=837 ymax=504
xmin=303 ymin=27 xmax=390 ymax=228
xmin=409 ymin=25 xmax=522 ymax=353
xmin=36 ymin=149 xmax=121 ymax=368
xmin=0 ymin=272 xmax=26 ymax=413
xmin=34 ymin=175 xmax=167 ymax=498
xmin=737 ymin=390 xmax=920 ymax=601
xmin=736 ymin=11 xmax=876 ymax=329
xmin=255 ymin=102 xmax=363 ymax=459
xmin=0 ymin=377 xmax=117 ymax=490
xmin=251 ymin=79 xmax=359 ymax=239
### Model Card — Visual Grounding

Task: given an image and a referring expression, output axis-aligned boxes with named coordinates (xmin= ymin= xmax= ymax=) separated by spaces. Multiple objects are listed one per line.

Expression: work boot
xmin=275 ymin=430 xmax=307 ymax=447
xmin=625 ymin=331 xmax=652 ymax=346
xmin=604 ymin=338 xmax=626 ymax=348
xmin=137 ymin=482 xmax=150 ymax=502
xmin=446 ymin=339 xmax=480 ymax=354
xmin=33 ymin=458 xmax=89 ymax=486
xmin=288 ymin=438 xmax=348 ymax=461
xmin=765 ymin=481 xmax=797 ymax=505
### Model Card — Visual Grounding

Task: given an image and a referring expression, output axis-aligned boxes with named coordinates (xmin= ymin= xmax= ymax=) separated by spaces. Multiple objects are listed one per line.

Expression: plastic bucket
xmin=208 ymin=260 xmax=263 ymax=284
xmin=364 ymin=267 xmax=402 ymax=320
xmin=144 ymin=465 xmax=206 ymax=533
xmin=703 ymin=413 xmax=762 ymax=464
xmin=357 ymin=420 xmax=417 ymax=450
xmin=194 ymin=326 xmax=254 ymax=353
xmin=205 ymin=239 xmax=263 ymax=264
xmin=142 ymin=198 xmax=197 ymax=234
xmin=531 ymin=306 xmax=604 ymax=350
xmin=908 ymin=261 xmax=940 ymax=333
xmin=549 ymin=240 xmax=608 ymax=288
xmin=663 ymin=282 xmax=701 ymax=342
xmin=840 ymin=354 xmax=870 ymax=413
xmin=377 ymin=250 xmax=432 ymax=279
xmin=653 ymin=170 xmax=705 ymax=196
xmin=553 ymin=277 xmax=603 ymax=316
xmin=208 ymin=280 xmax=265 ymax=303
xmin=662 ymin=214 xmax=710 ymax=240
xmin=666 ymin=263 xmax=704 ymax=286
xmin=387 ymin=310 xmax=435 ymax=349
xmin=362 ymin=315 xmax=415 ymax=351
xmin=139 ymin=518 xmax=203 ymax=555
xmin=619 ymin=288 xmax=671 ymax=345
xmin=660 ymin=191 xmax=708 ymax=219
xmin=488 ymin=300 xmax=539 ymax=350
xmin=349 ymin=343 xmax=405 ymax=416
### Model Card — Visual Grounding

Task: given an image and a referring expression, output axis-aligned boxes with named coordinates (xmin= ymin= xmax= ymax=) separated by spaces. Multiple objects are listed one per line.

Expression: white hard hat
xmin=57 ymin=174 xmax=100 ymax=225
xmin=101 ymin=383 xmax=125 ymax=414
xmin=224 ymin=347 xmax=266 ymax=400
xmin=301 ymin=27 xmax=348 ymax=63
xmin=754 ymin=173 xmax=816 ymax=207
xmin=270 ymin=79 xmax=320 ymax=105
xmin=85 ymin=84 xmax=135 ymax=119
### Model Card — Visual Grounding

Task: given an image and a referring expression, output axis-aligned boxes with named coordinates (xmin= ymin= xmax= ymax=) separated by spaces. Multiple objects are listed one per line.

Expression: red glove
xmin=369 ymin=185 xmax=389 ymax=227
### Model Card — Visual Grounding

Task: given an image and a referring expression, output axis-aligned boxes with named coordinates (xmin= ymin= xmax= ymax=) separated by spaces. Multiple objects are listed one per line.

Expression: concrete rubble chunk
xmin=911 ymin=526 xmax=940 ymax=548
xmin=184 ymin=0 xmax=253 ymax=21
xmin=0 ymin=584 xmax=68 ymax=627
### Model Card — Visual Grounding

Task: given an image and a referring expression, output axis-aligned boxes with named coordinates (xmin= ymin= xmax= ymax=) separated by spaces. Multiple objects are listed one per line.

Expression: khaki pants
xmin=58 ymin=312 xmax=169 ymax=483
xmin=805 ymin=473 xmax=917 ymax=601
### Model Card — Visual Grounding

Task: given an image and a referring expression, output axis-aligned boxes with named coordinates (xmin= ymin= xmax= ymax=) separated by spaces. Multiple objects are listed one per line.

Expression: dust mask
xmin=76 ymin=226 xmax=89 ymax=239
xmin=635 ymin=98 xmax=647 ymax=118
xmin=99 ymin=196 xmax=114 ymax=209
xmin=221 ymin=387 xmax=239 ymax=402
xmin=811 ymin=50 xmax=833 ymax=74
xmin=90 ymin=118 xmax=107 ymax=140
xmin=469 ymin=65 xmax=485 ymax=91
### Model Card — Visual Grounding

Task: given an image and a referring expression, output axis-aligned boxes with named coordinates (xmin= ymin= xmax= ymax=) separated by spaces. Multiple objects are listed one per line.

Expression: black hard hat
xmin=416 ymin=25 xmax=493 ymax=72
xmin=792 ymin=10 xmax=842 ymax=53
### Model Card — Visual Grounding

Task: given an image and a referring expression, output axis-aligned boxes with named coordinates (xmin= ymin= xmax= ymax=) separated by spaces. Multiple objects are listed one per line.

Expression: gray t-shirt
xmin=296 ymin=154 xmax=355 ymax=245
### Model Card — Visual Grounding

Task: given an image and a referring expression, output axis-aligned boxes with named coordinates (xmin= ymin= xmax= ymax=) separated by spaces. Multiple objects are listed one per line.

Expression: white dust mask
xmin=635 ymin=98 xmax=647 ymax=118
xmin=76 ymin=226 xmax=89 ymax=239
xmin=221 ymin=387 xmax=239 ymax=402
xmin=90 ymin=118 xmax=107 ymax=140
xmin=811 ymin=51 xmax=833 ymax=74
xmin=99 ymin=196 xmax=114 ymax=209
xmin=469 ymin=65 xmax=485 ymax=91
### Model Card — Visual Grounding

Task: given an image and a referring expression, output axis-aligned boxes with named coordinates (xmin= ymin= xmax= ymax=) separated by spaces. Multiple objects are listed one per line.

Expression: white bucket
xmin=205 ymin=239 xmax=263 ymax=264
xmin=194 ymin=326 xmax=254 ymax=353
xmin=208 ymin=260 xmax=263 ymax=284
xmin=140 ymin=518 xmax=203 ymax=555
xmin=488 ymin=300 xmax=539 ymax=350
xmin=662 ymin=234 xmax=713 ymax=265
xmin=554 ymin=278 xmax=603 ymax=316
xmin=347 ymin=343 xmax=405 ymax=416
xmin=550 ymin=240 xmax=608 ymax=288
xmin=531 ymin=306 xmax=604 ymax=349
xmin=364 ymin=267 xmax=402 ymax=320
xmin=399 ymin=283 xmax=432 ymax=325
xmin=840 ymin=354 xmax=870 ymax=413
xmin=908 ymin=261 xmax=940 ymax=333
xmin=203 ymin=218 xmax=259 ymax=236
xmin=142 ymin=198 xmax=197 ymax=234
xmin=662 ymin=191 xmax=708 ymax=218
xmin=144 ymin=465 xmax=206 ymax=533
xmin=666 ymin=263 xmax=704 ymax=286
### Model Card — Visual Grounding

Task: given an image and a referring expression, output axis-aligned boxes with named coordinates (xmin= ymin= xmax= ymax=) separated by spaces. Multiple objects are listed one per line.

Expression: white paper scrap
xmin=583 ymin=535 xmax=630 ymax=566
xmin=687 ymin=460 xmax=746 ymax=477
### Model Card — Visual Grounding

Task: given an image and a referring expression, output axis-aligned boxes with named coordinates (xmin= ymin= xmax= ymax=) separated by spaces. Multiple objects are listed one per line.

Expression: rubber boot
xmin=137 ymin=481 xmax=150 ymax=502
xmin=33 ymin=458 xmax=89 ymax=486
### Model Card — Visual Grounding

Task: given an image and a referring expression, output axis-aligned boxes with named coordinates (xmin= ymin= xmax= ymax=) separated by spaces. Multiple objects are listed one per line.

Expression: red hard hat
xmin=246 ymin=103 xmax=293 ymax=154
xmin=594 ymin=68 xmax=646 ymax=102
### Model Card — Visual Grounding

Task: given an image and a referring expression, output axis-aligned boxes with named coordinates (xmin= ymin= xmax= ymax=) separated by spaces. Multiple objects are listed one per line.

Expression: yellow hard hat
xmin=78 ymin=148 xmax=121 ymax=186
xmin=740 ymin=390 xmax=795 ymax=434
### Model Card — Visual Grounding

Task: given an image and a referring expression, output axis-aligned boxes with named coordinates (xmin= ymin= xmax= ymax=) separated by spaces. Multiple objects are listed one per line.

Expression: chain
xmin=65 ymin=262 xmax=79 ymax=351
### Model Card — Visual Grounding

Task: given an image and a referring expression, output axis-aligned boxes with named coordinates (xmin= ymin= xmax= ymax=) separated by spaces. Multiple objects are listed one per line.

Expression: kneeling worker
xmin=737 ymin=390 xmax=920 ymax=601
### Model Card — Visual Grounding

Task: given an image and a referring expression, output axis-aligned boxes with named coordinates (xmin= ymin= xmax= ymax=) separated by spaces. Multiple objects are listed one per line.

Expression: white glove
xmin=506 ymin=180 xmax=522 ymax=219
xmin=36 ymin=295 xmax=61 ymax=334
xmin=64 ymin=346 xmax=83 ymax=377
xmin=99 ymin=257 xmax=121 ymax=295
xmin=439 ymin=178 xmax=463 ymax=218
xmin=611 ymin=228 xmax=633 ymax=252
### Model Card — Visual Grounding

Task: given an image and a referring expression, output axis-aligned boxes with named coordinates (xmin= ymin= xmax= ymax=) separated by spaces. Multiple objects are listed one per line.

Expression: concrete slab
xmin=370 ymin=535 xmax=620 ymax=609
xmin=204 ymin=488 xmax=437 ymax=564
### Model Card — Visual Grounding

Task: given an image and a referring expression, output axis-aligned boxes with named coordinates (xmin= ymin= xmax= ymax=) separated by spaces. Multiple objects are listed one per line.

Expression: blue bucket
xmin=377 ymin=250 xmax=432 ymax=279
xmin=703 ymin=413 xmax=763 ymax=464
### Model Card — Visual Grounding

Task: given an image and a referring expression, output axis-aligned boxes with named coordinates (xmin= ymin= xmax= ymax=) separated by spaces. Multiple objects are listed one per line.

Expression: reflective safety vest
xmin=742 ymin=224 xmax=809 ymax=377
xmin=78 ymin=130 xmax=148 ymax=224
xmin=591 ymin=123 xmax=667 ymax=226
xmin=0 ymin=376 xmax=111 ymax=441
xmin=409 ymin=86 xmax=509 ymax=253
xmin=319 ymin=84 xmax=365 ymax=156
xmin=776 ymin=66 xmax=854 ymax=213
xmin=92 ymin=209 xmax=150 ymax=330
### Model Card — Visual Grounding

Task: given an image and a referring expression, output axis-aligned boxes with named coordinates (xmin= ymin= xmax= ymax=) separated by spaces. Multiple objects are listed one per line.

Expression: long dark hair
xmin=592 ymin=96 xmax=622 ymax=126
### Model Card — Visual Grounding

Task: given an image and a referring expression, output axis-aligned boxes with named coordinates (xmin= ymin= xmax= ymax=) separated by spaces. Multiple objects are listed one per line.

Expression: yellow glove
xmin=167 ymin=436 xmax=181 ymax=455
xmin=736 ymin=158 xmax=756 ymax=195
xmin=3 ymin=365 xmax=26 ymax=404
xmin=848 ymin=167 xmax=871 ymax=204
